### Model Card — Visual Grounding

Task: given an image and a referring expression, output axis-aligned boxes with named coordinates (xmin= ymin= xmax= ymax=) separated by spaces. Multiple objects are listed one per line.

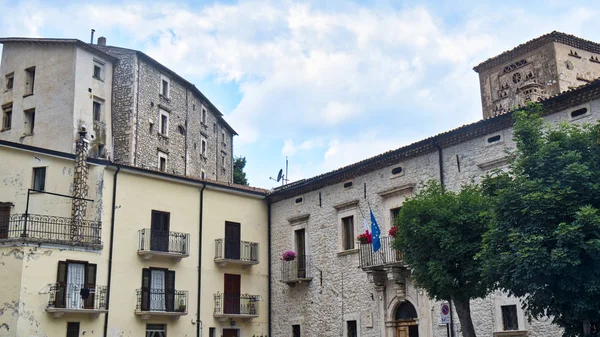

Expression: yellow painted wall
xmin=201 ymin=188 xmax=269 ymax=337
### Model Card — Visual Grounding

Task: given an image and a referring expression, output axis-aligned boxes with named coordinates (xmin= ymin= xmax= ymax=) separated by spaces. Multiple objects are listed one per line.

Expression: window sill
xmin=201 ymin=122 xmax=208 ymax=128
xmin=92 ymin=76 xmax=104 ymax=82
xmin=158 ymin=133 xmax=169 ymax=139
xmin=493 ymin=330 xmax=528 ymax=337
xmin=0 ymin=128 xmax=10 ymax=133
xmin=159 ymin=94 xmax=171 ymax=103
xmin=337 ymin=248 xmax=359 ymax=256
xmin=23 ymin=93 xmax=34 ymax=98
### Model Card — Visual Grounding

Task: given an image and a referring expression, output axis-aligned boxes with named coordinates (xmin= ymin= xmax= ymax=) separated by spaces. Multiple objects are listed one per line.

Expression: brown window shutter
xmin=141 ymin=268 xmax=150 ymax=311
xmin=165 ymin=270 xmax=175 ymax=311
xmin=55 ymin=261 xmax=68 ymax=308
xmin=84 ymin=264 xmax=97 ymax=309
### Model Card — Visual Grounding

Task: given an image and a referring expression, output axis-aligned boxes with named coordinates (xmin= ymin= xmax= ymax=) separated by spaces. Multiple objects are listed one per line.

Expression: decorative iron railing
xmin=213 ymin=293 xmax=260 ymax=316
xmin=0 ymin=214 xmax=101 ymax=245
xmin=138 ymin=229 xmax=190 ymax=256
xmin=47 ymin=283 xmax=107 ymax=310
xmin=135 ymin=288 xmax=188 ymax=313
xmin=359 ymin=236 xmax=404 ymax=269
xmin=214 ymin=239 xmax=259 ymax=263
xmin=280 ymin=254 xmax=313 ymax=283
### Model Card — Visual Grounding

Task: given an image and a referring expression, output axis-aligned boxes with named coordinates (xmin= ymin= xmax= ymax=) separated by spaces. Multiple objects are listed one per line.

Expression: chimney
xmin=97 ymin=36 xmax=106 ymax=46
xmin=90 ymin=29 xmax=95 ymax=44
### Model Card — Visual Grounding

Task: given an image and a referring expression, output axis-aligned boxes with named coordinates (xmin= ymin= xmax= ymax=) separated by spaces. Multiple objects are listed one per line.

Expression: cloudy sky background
xmin=1 ymin=0 xmax=598 ymax=187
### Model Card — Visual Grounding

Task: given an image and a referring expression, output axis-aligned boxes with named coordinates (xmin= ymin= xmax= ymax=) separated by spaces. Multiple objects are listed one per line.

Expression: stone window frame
xmin=200 ymin=135 xmax=207 ymax=157
xmin=4 ymin=72 xmax=14 ymax=91
xmin=92 ymin=59 xmax=105 ymax=81
xmin=334 ymin=201 xmax=359 ymax=255
xmin=158 ymin=151 xmax=168 ymax=172
xmin=160 ymin=74 xmax=170 ymax=99
xmin=201 ymin=105 xmax=208 ymax=125
xmin=2 ymin=103 xmax=12 ymax=131
xmin=484 ymin=131 xmax=504 ymax=147
xmin=92 ymin=96 xmax=105 ymax=122
xmin=493 ymin=295 xmax=527 ymax=333
xmin=159 ymin=108 xmax=169 ymax=137
xmin=343 ymin=312 xmax=362 ymax=337
xmin=567 ymin=103 xmax=591 ymax=121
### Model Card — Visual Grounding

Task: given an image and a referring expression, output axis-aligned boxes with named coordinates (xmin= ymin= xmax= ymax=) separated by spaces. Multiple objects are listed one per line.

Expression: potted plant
xmin=281 ymin=250 xmax=296 ymax=261
xmin=388 ymin=226 xmax=397 ymax=238
xmin=357 ymin=231 xmax=372 ymax=244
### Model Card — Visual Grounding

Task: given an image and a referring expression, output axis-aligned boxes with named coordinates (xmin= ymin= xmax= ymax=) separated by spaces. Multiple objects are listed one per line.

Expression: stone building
xmin=268 ymin=32 xmax=600 ymax=337
xmin=474 ymin=31 xmax=600 ymax=118
xmin=0 ymin=36 xmax=236 ymax=183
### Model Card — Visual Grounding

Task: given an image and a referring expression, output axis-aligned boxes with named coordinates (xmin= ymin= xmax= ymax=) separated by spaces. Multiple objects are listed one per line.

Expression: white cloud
xmin=282 ymin=138 xmax=321 ymax=156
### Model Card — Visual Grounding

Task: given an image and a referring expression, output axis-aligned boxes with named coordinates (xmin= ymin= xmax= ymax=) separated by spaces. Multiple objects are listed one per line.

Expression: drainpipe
xmin=103 ymin=165 xmax=120 ymax=337
xmin=133 ymin=56 xmax=141 ymax=166
xmin=184 ymin=89 xmax=189 ymax=175
xmin=433 ymin=141 xmax=444 ymax=186
xmin=197 ymin=184 xmax=206 ymax=337
xmin=267 ymin=200 xmax=272 ymax=337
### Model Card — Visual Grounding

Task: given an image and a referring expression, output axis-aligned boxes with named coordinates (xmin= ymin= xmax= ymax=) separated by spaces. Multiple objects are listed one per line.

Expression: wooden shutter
xmin=165 ymin=270 xmax=175 ymax=312
xmin=0 ymin=204 xmax=10 ymax=239
xmin=84 ymin=264 xmax=97 ymax=309
xmin=141 ymin=268 xmax=150 ymax=311
xmin=55 ymin=261 xmax=68 ymax=308
xmin=224 ymin=222 xmax=241 ymax=260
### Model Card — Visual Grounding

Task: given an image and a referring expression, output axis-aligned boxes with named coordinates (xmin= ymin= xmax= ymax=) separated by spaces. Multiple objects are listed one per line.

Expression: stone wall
xmin=270 ymin=99 xmax=600 ymax=337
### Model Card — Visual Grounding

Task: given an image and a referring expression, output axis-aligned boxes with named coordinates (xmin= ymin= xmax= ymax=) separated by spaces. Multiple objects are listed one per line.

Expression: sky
xmin=1 ymin=0 xmax=599 ymax=188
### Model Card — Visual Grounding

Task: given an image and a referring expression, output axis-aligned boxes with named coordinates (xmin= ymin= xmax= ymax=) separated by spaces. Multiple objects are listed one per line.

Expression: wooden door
xmin=0 ymin=204 xmax=10 ymax=239
xmin=151 ymin=211 xmax=170 ymax=252
xmin=165 ymin=270 xmax=175 ymax=312
xmin=224 ymin=274 xmax=241 ymax=314
xmin=295 ymin=229 xmax=306 ymax=278
xmin=224 ymin=222 xmax=241 ymax=260
xmin=83 ymin=263 xmax=97 ymax=309
xmin=223 ymin=329 xmax=239 ymax=337
xmin=397 ymin=326 xmax=409 ymax=337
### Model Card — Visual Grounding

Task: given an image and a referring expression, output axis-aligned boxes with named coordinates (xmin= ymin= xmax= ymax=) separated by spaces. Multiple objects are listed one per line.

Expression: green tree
xmin=233 ymin=156 xmax=249 ymax=185
xmin=481 ymin=104 xmax=600 ymax=336
xmin=393 ymin=181 xmax=493 ymax=337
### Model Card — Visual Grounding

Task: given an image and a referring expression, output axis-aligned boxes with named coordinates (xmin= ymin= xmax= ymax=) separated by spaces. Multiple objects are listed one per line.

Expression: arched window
xmin=395 ymin=301 xmax=418 ymax=321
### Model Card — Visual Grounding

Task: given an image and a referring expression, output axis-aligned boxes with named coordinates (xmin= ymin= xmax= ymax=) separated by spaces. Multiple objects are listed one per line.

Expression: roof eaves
xmin=0 ymin=37 xmax=118 ymax=63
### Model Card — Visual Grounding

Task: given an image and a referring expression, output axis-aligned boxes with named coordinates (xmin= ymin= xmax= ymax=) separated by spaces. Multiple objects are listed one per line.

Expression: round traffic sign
xmin=441 ymin=303 xmax=450 ymax=315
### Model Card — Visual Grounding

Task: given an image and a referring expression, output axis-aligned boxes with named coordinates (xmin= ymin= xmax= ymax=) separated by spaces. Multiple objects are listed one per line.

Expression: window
xmin=92 ymin=60 xmax=104 ymax=81
xmin=159 ymin=109 xmax=169 ymax=136
xmin=201 ymin=136 xmax=207 ymax=156
xmin=202 ymin=108 xmax=207 ymax=124
xmin=93 ymin=99 xmax=103 ymax=122
xmin=201 ymin=170 xmax=205 ymax=179
xmin=2 ymin=104 xmax=12 ymax=130
xmin=33 ymin=167 xmax=46 ymax=191
xmin=24 ymin=108 xmax=35 ymax=134
xmin=222 ymin=153 xmax=226 ymax=167
xmin=146 ymin=324 xmax=167 ymax=337
xmin=160 ymin=75 xmax=170 ymax=98
xmin=209 ymin=327 xmax=216 ymax=337
xmin=0 ymin=203 xmax=11 ymax=239
xmin=222 ymin=129 xmax=226 ymax=143
xmin=501 ymin=305 xmax=519 ymax=331
xmin=342 ymin=216 xmax=355 ymax=250
xmin=66 ymin=322 xmax=80 ymax=337
xmin=292 ymin=324 xmax=301 ymax=337
xmin=141 ymin=269 xmax=176 ymax=312
xmin=347 ymin=320 xmax=357 ymax=337
xmin=391 ymin=207 xmax=401 ymax=225
xmin=56 ymin=261 xmax=97 ymax=309
xmin=158 ymin=152 xmax=168 ymax=172
xmin=24 ymin=66 xmax=35 ymax=96
xmin=5 ymin=73 xmax=13 ymax=91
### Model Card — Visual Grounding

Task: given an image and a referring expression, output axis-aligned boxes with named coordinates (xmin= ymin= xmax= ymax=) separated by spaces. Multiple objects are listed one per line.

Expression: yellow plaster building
xmin=0 ymin=138 xmax=269 ymax=337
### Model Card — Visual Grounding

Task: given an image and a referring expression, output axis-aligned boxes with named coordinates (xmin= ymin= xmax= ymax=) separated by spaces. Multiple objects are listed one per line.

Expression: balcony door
xmin=56 ymin=261 xmax=96 ymax=309
xmin=295 ymin=229 xmax=306 ymax=278
xmin=142 ymin=268 xmax=175 ymax=312
xmin=224 ymin=274 xmax=241 ymax=314
xmin=151 ymin=211 xmax=170 ymax=252
xmin=224 ymin=221 xmax=241 ymax=260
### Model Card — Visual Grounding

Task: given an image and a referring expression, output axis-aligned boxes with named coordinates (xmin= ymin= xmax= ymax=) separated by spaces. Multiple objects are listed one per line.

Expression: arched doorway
xmin=395 ymin=301 xmax=418 ymax=337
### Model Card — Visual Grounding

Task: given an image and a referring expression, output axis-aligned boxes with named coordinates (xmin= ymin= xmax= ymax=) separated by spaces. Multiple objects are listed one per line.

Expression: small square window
xmin=5 ymin=73 xmax=14 ymax=90
xmin=347 ymin=320 xmax=357 ymax=337
xmin=159 ymin=109 xmax=169 ymax=136
xmin=24 ymin=108 xmax=35 ymax=134
xmin=342 ymin=216 xmax=355 ymax=250
xmin=146 ymin=323 xmax=166 ymax=337
xmin=2 ymin=104 xmax=12 ymax=130
xmin=158 ymin=152 xmax=168 ymax=172
xmin=501 ymin=305 xmax=519 ymax=331
xmin=292 ymin=324 xmax=301 ymax=337
xmin=33 ymin=167 xmax=46 ymax=191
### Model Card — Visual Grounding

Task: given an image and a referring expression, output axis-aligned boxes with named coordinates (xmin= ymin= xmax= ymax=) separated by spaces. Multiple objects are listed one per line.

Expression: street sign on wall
xmin=441 ymin=302 xmax=451 ymax=324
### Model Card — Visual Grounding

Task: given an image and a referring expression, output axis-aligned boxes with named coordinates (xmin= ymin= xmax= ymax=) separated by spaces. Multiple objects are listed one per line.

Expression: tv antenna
xmin=269 ymin=157 xmax=289 ymax=186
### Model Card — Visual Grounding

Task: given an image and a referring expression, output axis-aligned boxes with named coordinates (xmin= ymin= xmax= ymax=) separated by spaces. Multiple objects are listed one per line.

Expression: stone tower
xmin=474 ymin=31 xmax=600 ymax=118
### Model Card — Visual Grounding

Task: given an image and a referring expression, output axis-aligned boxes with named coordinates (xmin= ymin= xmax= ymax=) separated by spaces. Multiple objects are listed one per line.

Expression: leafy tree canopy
xmin=393 ymin=181 xmax=493 ymax=337
xmin=233 ymin=156 xmax=249 ymax=185
xmin=481 ymin=104 xmax=600 ymax=336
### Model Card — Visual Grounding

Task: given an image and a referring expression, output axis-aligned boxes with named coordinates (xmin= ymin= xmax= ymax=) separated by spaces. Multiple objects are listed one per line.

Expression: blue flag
xmin=370 ymin=209 xmax=381 ymax=252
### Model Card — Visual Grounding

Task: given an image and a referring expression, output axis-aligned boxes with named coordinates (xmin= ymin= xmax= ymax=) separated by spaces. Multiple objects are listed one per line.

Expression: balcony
xmin=280 ymin=254 xmax=313 ymax=285
xmin=135 ymin=288 xmax=188 ymax=320
xmin=213 ymin=293 xmax=260 ymax=321
xmin=46 ymin=283 xmax=108 ymax=318
xmin=214 ymin=239 xmax=259 ymax=266
xmin=359 ymin=236 xmax=405 ymax=270
xmin=137 ymin=229 xmax=190 ymax=260
xmin=0 ymin=213 xmax=101 ymax=247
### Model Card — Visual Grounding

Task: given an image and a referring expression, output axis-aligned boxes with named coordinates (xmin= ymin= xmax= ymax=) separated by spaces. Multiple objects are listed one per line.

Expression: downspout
xmin=197 ymin=184 xmax=206 ymax=337
xmin=268 ymin=200 xmax=272 ymax=337
xmin=134 ymin=56 xmax=141 ymax=166
xmin=103 ymin=165 xmax=120 ymax=337
xmin=433 ymin=141 xmax=444 ymax=186
xmin=185 ymin=89 xmax=188 ymax=175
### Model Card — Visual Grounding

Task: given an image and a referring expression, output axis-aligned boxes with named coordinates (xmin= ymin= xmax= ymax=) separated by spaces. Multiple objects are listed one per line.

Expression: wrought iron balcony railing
xmin=359 ymin=236 xmax=405 ymax=270
xmin=0 ymin=213 xmax=101 ymax=245
xmin=46 ymin=283 xmax=107 ymax=317
xmin=213 ymin=293 xmax=260 ymax=319
xmin=214 ymin=239 xmax=259 ymax=266
xmin=135 ymin=288 xmax=188 ymax=318
xmin=138 ymin=229 xmax=190 ymax=259
xmin=280 ymin=254 xmax=313 ymax=284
